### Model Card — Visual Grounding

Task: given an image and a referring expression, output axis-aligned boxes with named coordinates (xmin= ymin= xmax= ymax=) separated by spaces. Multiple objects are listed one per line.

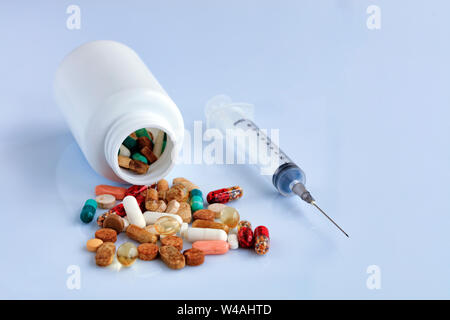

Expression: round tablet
xmin=95 ymin=194 xmax=116 ymax=209
xmin=86 ymin=238 xmax=103 ymax=252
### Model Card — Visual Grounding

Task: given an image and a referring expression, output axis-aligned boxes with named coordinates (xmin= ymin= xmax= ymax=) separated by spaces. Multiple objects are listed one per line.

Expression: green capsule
xmin=190 ymin=195 xmax=204 ymax=212
xmin=131 ymin=153 xmax=148 ymax=164
xmin=123 ymin=136 xmax=137 ymax=151
xmin=135 ymin=128 xmax=151 ymax=140
xmin=80 ymin=199 xmax=97 ymax=223
xmin=190 ymin=189 xmax=203 ymax=198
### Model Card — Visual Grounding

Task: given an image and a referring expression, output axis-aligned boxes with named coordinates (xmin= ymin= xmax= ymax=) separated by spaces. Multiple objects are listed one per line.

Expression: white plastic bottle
xmin=54 ymin=41 xmax=184 ymax=185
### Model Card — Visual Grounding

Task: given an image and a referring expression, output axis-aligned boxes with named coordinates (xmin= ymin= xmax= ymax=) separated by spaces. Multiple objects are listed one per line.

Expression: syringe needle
xmin=311 ymin=201 xmax=349 ymax=238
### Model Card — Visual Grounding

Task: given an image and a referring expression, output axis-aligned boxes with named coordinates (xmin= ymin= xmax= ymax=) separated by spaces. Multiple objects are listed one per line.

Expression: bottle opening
xmin=106 ymin=117 xmax=178 ymax=185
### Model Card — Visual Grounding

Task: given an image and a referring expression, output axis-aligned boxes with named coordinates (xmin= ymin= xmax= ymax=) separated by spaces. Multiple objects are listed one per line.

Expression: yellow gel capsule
xmin=154 ymin=216 xmax=181 ymax=235
xmin=117 ymin=242 xmax=138 ymax=267
xmin=220 ymin=207 xmax=240 ymax=229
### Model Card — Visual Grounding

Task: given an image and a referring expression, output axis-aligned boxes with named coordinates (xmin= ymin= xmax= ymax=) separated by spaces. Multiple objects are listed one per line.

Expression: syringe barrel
xmin=204 ymin=95 xmax=306 ymax=196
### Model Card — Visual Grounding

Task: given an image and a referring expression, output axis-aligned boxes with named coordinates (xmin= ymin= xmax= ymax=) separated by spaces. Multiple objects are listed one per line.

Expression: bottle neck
xmin=104 ymin=111 xmax=179 ymax=185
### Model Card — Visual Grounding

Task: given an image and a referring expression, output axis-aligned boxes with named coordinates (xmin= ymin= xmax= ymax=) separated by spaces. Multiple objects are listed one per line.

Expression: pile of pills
xmin=81 ymin=178 xmax=270 ymax=269
xmin=118 ymin=128 xmax=167 ymax=175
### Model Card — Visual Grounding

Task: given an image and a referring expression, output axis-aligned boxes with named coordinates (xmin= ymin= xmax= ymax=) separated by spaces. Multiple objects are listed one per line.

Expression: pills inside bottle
xmin=117 ymin=128 xmax=168 ymax=175
xmin=154 ymin=216 xmax=181 ymax=235
xmin=220 ymin=207 xmax=240 ymax=229
xmin=117 ymin=242 xmax=138 ymax=266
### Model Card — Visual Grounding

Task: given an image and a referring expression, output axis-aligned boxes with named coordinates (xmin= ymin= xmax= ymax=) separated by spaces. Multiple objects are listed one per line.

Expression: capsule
xmin=181 ymin=227 xmax=227 ymax=242
xmin=189 ymin=188 xmax=204 ymax=212
xmin=124 ymin=185 xmax=148 ymax=198
xmin=206 ymin=186 xmax=243 ymax=204
xmin=110 ymin=194 xmax=145 ymax=217
xmin=117 ymin=242 xmax=138 ymax=267
xmin=238 ymin=220 xmax=252 ymax=231
xmin=238 ymin=227 xmax=254 ymax=248
xmin=123 ymin=196 xmax=146 ymax=228
xmin=143 ymin=211 xmax=183 ymax=225
xmin=192 ymin=240 xmax=229 ymax=255
xmin=220 ymin=207 xmax=240 ymax=229
xmin=154 ymin=216 xmax=180 ymax=235
xmin=254 ymin=226 xmax=270 ymax=255
xmin=80 ymin=199 xmax=97 ymax=223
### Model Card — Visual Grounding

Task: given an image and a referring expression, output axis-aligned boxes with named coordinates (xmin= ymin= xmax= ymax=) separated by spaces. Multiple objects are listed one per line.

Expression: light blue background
xmin=0 ymin=0 xmax=449 ymax=299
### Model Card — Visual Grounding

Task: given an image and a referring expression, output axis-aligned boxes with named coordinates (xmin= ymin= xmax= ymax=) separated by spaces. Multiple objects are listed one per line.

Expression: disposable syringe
xmin=205 ymin=95 xmax=348 ymax=238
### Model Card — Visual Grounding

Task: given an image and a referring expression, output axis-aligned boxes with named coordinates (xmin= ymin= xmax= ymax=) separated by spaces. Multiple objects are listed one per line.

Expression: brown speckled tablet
xmin=159 ymin=245 xmax=185 ymax=270
xmin=95 ymin=242 xmax=116 ymax=267
xmin=183 ymin=248 xmax=205 ymax=266
xmin=95 ymin=228 xmax=117 ymax=243
xmin=103 ymin=214 xmax=124 ymax=233
xmin=193 ymin=209 xmax=215 ymax=221
xmin=137 ymin=243 xmax=159 ymax=261
xmin=160 ymin=235 xmax=183 ymax=251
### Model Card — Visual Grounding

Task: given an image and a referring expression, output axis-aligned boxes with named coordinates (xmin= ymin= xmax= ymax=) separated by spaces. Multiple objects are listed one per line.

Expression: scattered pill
xmin=165 ymin=200 xmax=180 ymax=214
xmin=238 ymin=220 xmax=252 ymax=231
xmin=160 ymin=235 xmax=183 ymax=251
xmin=86 ymin=238 xmax=103 ymax=252
xmin=192 ymin=219 xmax=229 ymax=233
xmin=80 ymin=199 xmax=97 ymax=223
xmin=143 ymin=211 xmax=183 ymax=225
xmin=117 ymin=242 xmax=138 ymax=267
xmin=137 ymin=243 xmax=159 ymax=261
xmin=145 ymin=200 xmax=167 ymax=212
xmin=95 ymin=242 xmax=116 ymax=267
xmin=172 ymin=177 xmax=198 ymax=192
xmin=227 ymin=234 xmax=239 ymax=250
xmin=176 ymin=202 xmax=192 ymax=223
xmin=95 ymin=228 xmax=117 ymax=243
xmin=238 ymin=227 xmax=254 ymax=248
xmin=193 ymin=209 xmax=215 ymax=221
xmin=157 ymin=179 xmax=169 ymax=191
xmin=126 ymin=224 xmax=158 ymax=243
xmin=254 ymin=226 xmax=270 ymax=255
xmin=95 ymin=194 xmax=116 ymax=209
xmin=220 ymin=207 xmax=240 ymax=228
xmin=206 ymin=186 xmax=243 ymax=204
xmin=154 ymin=216 xmax=181 ymax=235
xmin=183 ymin=248 xmax=205 ymax=266
xmin=125 ymin=185 xmax=148 ymax=198
xmin=102 ymin=214 xmax=125 ymax=233
xmin=181 ymin=227 xmax=227 ymax=242
xmin=192 ymin=240 xmax=229 ymax=255
xmin=95 ymin=185 xmax=127 ymax=200
xmin=159 ymin=245 xmax=185 ymax=269
xmin=146 ymin=188 xmax=158 ymax=201
xmin=167 ymin=184 xmax=188 ymax=203
xmin=123 ymin=196 xmax=146 ymax=228
xmin=189 ymin=189 xmax=204 ymax=212
xmin=208 ymin=203 xmax=227 ymax=219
